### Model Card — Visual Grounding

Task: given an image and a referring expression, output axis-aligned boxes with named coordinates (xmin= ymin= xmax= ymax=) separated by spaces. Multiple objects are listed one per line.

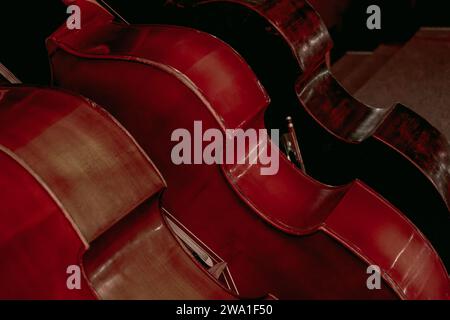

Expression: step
xmin=355 ymin=28 xmax=450 ymax=139
xmin=332 ymin=45 xmax=400 ymax=94
xmin=332 ymin=51 xmax=372 ymax=90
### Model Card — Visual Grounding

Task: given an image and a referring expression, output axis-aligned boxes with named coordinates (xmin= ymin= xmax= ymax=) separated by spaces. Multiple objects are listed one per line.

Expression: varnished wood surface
xmin=47 ymin=1 xmax=449 ymax=298
xmin=85 ymin=198 xmax=235 ymax=300
xmin=144 ymin=0 xmax=450 ymax=270
xmin=0 ymin=87 xmax=160 ymax=242
xmin=0 ymin=149 xmax=95 ymax=299
xmin=0 ymin=86 xmax=235 ymax=299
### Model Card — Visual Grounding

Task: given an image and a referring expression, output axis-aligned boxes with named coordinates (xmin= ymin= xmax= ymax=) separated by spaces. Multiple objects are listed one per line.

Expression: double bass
xmin=0 ymin=80 xmax=237 ymax=299
xmin=117 ymin=0 xmax=450 ymax=271
xmin=46 ymin=0 xmax=449 ymax=299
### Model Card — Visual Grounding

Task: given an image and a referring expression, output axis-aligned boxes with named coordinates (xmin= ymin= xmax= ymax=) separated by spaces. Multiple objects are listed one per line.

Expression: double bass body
xmin=45 ymin=0 xmax=449 ymax=299
xmin=151 ymin=0 xmax=450 ymax=269
xmin=0 ymin=85 xmax=235 ymax=299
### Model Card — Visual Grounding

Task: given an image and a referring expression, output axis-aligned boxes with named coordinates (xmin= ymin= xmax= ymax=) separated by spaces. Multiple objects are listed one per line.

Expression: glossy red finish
xmin=166 ymin=0 xmax=450 ymax=200
xmin=47 ymin=1 xmax=449 ymax=299
xmin=175 ymin=0 xmax=333 ymax=72
xmin=0 ymin=150 xmax=95 ymax=299
xmin=0 ymin=86 xmax=235 ymax=299
xmin=157 ymin=0 xmax=450 ymax=270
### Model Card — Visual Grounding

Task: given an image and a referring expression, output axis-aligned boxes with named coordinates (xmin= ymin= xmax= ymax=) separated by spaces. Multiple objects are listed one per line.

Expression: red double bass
xmin=129 ymin=0 xmax=450 ymax=270
xmin=46 ymin=0 xmax=449 ymax=299
xmin=0 ymin=84 xmax=238 ymax=299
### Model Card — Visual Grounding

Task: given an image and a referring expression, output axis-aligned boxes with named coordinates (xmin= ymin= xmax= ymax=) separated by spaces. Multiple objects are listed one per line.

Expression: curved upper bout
xmin=376 ymin=104 xmax=450 ymax=209
xmin=297 ymin=65 xmax=450 ymax=210
xmin=125 ymin=24 xmax=270 ymax=129
xmin=175 ymin=0 xmax=332 ymax=73
xmin=48 ymin=1 xmax=269 ymax=130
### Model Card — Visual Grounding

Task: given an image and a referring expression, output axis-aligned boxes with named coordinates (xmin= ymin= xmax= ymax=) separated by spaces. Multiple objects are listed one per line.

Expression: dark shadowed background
xmin=1 ymin=0 xmax=449 ymax=84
